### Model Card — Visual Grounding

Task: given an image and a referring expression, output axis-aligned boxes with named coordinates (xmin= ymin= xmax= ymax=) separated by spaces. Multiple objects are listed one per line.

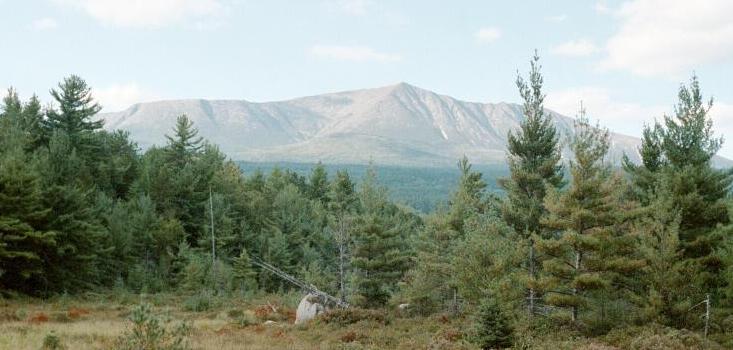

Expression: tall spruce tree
xmin=498 ymin=51 xmax=563 ymax=315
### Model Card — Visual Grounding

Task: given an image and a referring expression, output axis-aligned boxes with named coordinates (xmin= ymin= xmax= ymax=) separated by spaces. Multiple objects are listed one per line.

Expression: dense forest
xmin=1 ymin=54 xmax=732 ymax=349
xmin=237 ymin=161 xmax=510 ymax=212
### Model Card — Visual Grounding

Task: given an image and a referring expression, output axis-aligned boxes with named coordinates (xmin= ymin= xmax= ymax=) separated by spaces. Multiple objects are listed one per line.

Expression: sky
xmin=1 ymin=0 xmax=732 ymax=157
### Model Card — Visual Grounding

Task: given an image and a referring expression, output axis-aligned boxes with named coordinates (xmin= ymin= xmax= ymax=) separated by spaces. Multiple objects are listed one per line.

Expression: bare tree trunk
xmin=528 ymin=240 xmax=535 ymax=317
xmin=572 ymin=250 xmax=581 ymax=323
xmin=337 ymin=217 xmax=349 ymax=303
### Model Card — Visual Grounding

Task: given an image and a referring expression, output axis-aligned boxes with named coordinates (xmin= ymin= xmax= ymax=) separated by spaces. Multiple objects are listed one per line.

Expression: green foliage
xmin=114 ymin=303 xmax=191 ymax=350
xmin=318 ymin=308 xmax=388 ymax=325
xmin=537 ymin=110 xmax=642 ymax=323
xmin=41 ymin=331 xmax=65 ymax=350
xmin=351 ymin=214 xmax=410 ymax=308
xmin=499 ymin=51 xmax=564 ymax=240
xmin=469 ymin=296 xmax=513 ymax=349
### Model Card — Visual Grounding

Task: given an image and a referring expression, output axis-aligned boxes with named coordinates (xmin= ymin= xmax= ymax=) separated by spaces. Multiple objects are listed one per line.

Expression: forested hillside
xmin=237 ymin=161 xmax=509 ymax=212
xmin=1 ymin=54 xmax=733 ymax=349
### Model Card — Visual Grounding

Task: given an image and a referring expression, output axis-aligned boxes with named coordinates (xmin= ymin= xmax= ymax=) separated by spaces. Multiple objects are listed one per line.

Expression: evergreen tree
xmin=351 ymin=214 xmax=410 ymax=308
xmin=0 ymin=142 xmax=55 ymax=293
xmin=308 ymin=162 xmax=329 ymax=203
xmin=470 ymin=296 xmax=514 ymax=349
xmin=537 ymin=109 xmax=641 ymax=323
xmin=44 ymin=75 xmax=102 ymax=150
xmin=165 ymin=114 xmax=203 ymax=168
xmin=498 ymin=51 xmax=563 ymax=315
xmin=232 ymin=249 xmax=258 ymax=292
xmin=327 ymin=169 xmax=358 ymax=301
xmin=624 ymin=76 xmax=732 ymax=313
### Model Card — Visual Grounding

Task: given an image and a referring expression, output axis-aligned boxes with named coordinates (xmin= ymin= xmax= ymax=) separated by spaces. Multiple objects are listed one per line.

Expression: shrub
xmin=41 ymin=332 xmax=65 ymax=350
xmin=318 ymin=308 xmax=388 ymax=325
xmin=182 ymin=291 xmax=219 ymax=312
xmin=469 ymin=296 xmax=513 ymax=350
xmin=114 ymin=303 xmax=191 ymax=350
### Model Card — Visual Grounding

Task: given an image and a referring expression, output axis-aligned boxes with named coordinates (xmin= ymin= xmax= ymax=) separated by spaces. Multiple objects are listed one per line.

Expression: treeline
xmin=0 ymin=75 xmax=420 ymax=301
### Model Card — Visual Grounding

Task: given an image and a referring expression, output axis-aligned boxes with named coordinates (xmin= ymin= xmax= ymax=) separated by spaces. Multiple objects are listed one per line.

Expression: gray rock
xmin=295 ymin=293 xmax=325 ymax=324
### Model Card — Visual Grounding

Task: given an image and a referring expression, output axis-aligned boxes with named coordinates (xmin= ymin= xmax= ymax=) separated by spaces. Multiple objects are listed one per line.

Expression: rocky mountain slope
xmin=101 ymin=82 xmax=726 ymax=167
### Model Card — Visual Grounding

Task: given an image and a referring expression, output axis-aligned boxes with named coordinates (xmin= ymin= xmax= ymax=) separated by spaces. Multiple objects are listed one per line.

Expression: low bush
xmin=318 ymin=308 xmax=389 ymax=325
xmin=182 ymin=291 xmax=219 ymax=312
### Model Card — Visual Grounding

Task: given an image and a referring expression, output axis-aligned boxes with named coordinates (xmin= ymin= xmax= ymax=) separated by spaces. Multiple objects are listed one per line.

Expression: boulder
xmin=295 ymin=293 xmax=325 ymax=324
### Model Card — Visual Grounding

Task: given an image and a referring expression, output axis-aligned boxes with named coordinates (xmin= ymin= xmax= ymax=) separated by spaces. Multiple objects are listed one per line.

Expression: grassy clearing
xmin=0 ymin=293 xmax=728 ymax=350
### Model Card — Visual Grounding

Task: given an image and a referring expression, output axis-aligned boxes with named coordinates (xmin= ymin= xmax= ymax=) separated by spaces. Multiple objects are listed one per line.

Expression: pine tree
xmin=624 ymin=76 xmax=732 ymax=313
xmin=165 ymin=114 xmax=203 ymax=168
xmin=498 ymin=51 xmax=563 ymax=315
xmin=44 ymin=75 xmax=102 ymax=150
xmin=537 ymin=108 xmax=640 ymax=323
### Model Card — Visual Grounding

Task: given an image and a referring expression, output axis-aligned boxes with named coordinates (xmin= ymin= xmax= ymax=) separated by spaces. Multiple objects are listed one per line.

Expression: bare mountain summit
xmin=100 ymin=83 xmax=727 ymax=167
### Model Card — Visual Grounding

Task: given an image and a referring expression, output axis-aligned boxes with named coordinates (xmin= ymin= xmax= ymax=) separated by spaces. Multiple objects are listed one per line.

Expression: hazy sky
xmin=2 ymin=0 xmax=732 ymax=157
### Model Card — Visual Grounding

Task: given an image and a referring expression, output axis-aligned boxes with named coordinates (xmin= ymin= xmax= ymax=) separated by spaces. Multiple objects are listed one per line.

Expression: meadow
xmin=1 ymin=292 xmax=727 ymax=350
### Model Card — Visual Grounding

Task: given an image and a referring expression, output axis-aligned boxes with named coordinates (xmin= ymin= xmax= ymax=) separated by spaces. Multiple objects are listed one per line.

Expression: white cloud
xmin=309 ymin=45 xmax=402 ymax=63
xmin=55 ymin=0 xmax=224 ymax=28
xmin=30 ymin=18 xmax=58 ymax=31
xmin=551 ymin=39 xmax=599 ymax=57
xmin=600 ymin=0 xmax=733 ymax=77
xmin=94 ymin=83 xmax=159 ymax=112
xmin=545 ymin=14 xmax=567 ymax=23
xmin=474 ymin=27 xmax=501 ymax=44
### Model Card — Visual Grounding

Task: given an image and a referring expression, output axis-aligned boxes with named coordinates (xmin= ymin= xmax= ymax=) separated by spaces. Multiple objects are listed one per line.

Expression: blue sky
xmin=2 ymin=0 xmax=732 ymax=157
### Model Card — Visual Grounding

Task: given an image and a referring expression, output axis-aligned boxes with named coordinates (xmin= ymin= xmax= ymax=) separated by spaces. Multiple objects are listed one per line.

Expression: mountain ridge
xmin=100 ymin=82 xmax=731 ymax=168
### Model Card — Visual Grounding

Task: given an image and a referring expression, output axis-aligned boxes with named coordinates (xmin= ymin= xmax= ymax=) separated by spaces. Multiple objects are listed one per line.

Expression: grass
xmin=0 ymin=293 xmax=729 ymax=350
xmin=0 ymin=293 xmax=475 ymax=350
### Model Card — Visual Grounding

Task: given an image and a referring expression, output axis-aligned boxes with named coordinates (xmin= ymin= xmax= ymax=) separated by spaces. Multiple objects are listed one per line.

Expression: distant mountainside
xmin=100 ymin=82 xmax=731 ymax=168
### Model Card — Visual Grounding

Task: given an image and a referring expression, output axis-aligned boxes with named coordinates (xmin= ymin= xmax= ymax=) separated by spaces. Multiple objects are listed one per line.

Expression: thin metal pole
xmin=210 ymin=187 xmax=216 ymax=289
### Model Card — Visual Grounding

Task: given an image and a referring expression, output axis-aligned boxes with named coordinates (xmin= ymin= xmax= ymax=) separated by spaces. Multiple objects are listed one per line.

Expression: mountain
xmin=100 ymin=82 xmax=730 ymax=168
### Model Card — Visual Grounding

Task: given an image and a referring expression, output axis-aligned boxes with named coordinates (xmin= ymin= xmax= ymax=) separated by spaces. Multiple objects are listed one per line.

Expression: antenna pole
xmin=210 ymin=187 xmax=216 ymax=288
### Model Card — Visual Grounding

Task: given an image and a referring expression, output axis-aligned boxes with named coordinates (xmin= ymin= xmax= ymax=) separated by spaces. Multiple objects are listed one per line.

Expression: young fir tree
xmin=470 ymin=295 xmax=514 ymax=349
xmin=624 ymin=76 xmax=732 ymax=312
xmin=232 ymin=248 xmax=258 ymax=293
xmin=351 ymin=213 xmax=410 ymax=308
xmin=497 ymin=51 xmax=563 ymax=315
xmin=537 ymin=108 xmax=640 ymax=323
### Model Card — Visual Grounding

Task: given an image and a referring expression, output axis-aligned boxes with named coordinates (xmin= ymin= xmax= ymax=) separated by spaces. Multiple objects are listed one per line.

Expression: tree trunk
xmin=572 ymin=250 xmax=581 ymax=323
